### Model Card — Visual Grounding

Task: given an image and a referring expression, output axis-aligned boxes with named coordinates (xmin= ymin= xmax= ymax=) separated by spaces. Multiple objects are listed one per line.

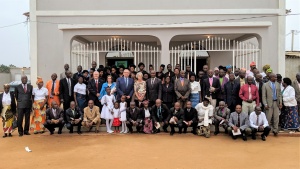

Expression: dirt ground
xmin=0 ymin=130 xmax=299 ymax=169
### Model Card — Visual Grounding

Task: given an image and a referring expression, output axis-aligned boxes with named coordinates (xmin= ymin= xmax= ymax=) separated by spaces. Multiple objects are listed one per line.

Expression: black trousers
xmin=170 ymin=123 xmax=183 ymax=132
xmin=182 ymin=122 xmax=197 ymax=133
xmin=214 ymin=119 xmax=228 ymax=132
xmin=17 ymin=108 xmax=31 ymax=134
xmin=66 ymin=122 xmax=82 ymax=132
xmin=152 ymin=120 xmax=169 ymax=132
xmin=44 ymin=122 xmax=65 ymax=132
xmin=126 ymin=121 xmax=143 ymax=132
xmin=251 ymin=126 xmax=271 ymax=137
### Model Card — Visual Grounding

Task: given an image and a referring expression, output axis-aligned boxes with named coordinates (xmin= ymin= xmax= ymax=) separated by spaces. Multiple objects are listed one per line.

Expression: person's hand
xmin=89 ymin=122 xmax=93 ymax=126
xmin=96 ymin=93 xmax=100 ymax=97
xmin=265 ymin=105 xmax=269 ymax=110
xmin=258 ymin=126 xmax=264 ymax=132
xmin=174 ymin=117 xmax=178 ymax=122
xmin=60 ymin=99 xmax=64 ymax=103
xmin=188 ymin=121 xmax=192 ymax=126
xmin=126 ymin=96 xmax=130 ymax=99
xmin=233 ymin=126 xmax=238 ymax=132
xmin=75 ymin=119 xmax=80 ymax=124
xmin=51 ymin=92 xmax=55 ymax=96
xmin=279 ymin=104 xmax=282 ymax=109
xmin=180 ymin=96 xmax=184 ymax=100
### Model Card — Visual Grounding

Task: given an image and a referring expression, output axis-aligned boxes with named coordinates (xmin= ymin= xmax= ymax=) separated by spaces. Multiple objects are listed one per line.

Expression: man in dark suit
xmin=15 ymin=75 xmax=33 ymax=136
xmin=126 ymin=102 xmax=142 ymax=133
xmin=234 ymin=69 xmax=246 ymax=105
xmin=168 ymin=102 xmax=184 ymax=135
xmin=44 ymin=101 xmax=65 ymax=135
xmin=146 ymin=70 xmax=162 ymax=107
xmin=171 ymin=68 xmax=180 ymax=84
xmin=151 ymin=99 xmax=170 ymax=133
xmin=116 ymin=69 xmax=134 ymax=105
xmin=65 ymin=101 xmax=82 ymax=134
xmin=183 ymin=101 xmax=198 ymax=134
xmin=224 ymin=73 xmax=240 ymax=113
xmin=88 ymin=71 xmax=104 ymax=108
xmin=59 ymin=70 xmax=75 ymax=112
xmin=72 ymin=65 xmax=82 ymax=83
xmin=185 ymin=65 xmax=195 ymax=80
xmin=254 ymin=73 xmax=264 ymax=110
xmin=164 ymin=64 xmax=175 ymax=79
xmin=203 ymin=69 xmax=220 ymax=108
xmin=174 ymin=70 xmax=191 ymax=108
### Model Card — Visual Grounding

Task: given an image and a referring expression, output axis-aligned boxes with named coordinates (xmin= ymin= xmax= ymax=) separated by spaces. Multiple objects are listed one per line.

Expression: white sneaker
xmin=123 ymin=130 xmax=128 ymax=134
xmin=120 ymin=130 xmax=124 ymax=133
xmin=289 ymin=131 xmax=295 ymax=134
xmin=107 ymin=130 xmax=114 ymax=134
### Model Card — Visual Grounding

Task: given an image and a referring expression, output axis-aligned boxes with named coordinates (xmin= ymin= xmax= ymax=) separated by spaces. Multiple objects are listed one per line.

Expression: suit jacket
xmin=164 ymin=71 xmax=175 ymax=79
xmin=72 ymin=72 xmax=82 ymax=82
xmin=126 ymin=107 xmax=142 ymax=122
xmin=224 ymin=81 xmax=239 ymax=106
xmin=171 ymin=75 xmax=179 ymax=84
xmin=139 ymin=107 xmax=152 ymax=120
xmin=174 ymin=78 xmax=191 ymax=99
xmin=65 ymin=107 xmax=83 ymax=123
xmin=255 ymin=81 xmax=264 ymax=104
xmin=292 ymin=80 xmax=300 ymax=103
xmin=146 ymin=78 xmax=162 ymax=101
xmin=59 ymin=78 xmax=75 ymax=101
xmin=46 ymin=80 xmax=60 ymax=96
xmin=116 ymin=77 xmax=134 ymax=101
xmin=185 ymin=71 xmax=195 ymax=79
xmin=183 ymin=107 xmax=197 ymax=123
xmin=228 ymin=112 xmax=249 ymax=130
xmin=0 ymin=92 xmax=16 ymax=114
xmin=168 ymin=108 xmax=184 ymax=124
xmin=203 ymin=77 xmax=220 ymax=99
xmin=161 ymin=83 xmax=175 ymax=103
xmin=45 ymin=108 xmax=64 ymax=124
xmin=88 ymin=78 xmax=104 ymax=103
xmin=15 ymin=83 xmax=33 ymax=109
xmin=262 ymin=81 xmax=283 ymax=107
xmin=214 ymin=107 xmax=230 ymax=121
xmin=151 ymin=104 xmax=170 ymax=122
xmin=217 ymin=76 xmax=229 ymax=100
xmin=83 ymin=106 xmax=100 ymax=123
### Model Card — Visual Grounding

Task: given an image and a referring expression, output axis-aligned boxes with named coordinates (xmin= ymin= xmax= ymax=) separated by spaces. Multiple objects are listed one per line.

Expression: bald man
xmin=214 ymin=101 xmax=230 ymax=135
xmin=151 ymin=99 xmax=170 ymax=133
xmin=88 ymin=71 xmax=104 ymax=108
xmin=174 ymin=70 xmax=191 ymax=108
xmin=59 ymin=70 xmax=75 ymax=113
xmin=82 ymin=100 xmax=101 ymax=133
xmin=60 ymin=63 xmax=71 ymax=79
xmin=46 ymin=73 xmax=60 ymax=107
xmin=168 ymin=102 xmax=184 ymax=135
xmin=239 ymin=76 xmax=260 ymax=115
xmin=262 ymin=73 xmax=282 ymax=136
xmin=44 ymin=101 xmax=65 ymax=135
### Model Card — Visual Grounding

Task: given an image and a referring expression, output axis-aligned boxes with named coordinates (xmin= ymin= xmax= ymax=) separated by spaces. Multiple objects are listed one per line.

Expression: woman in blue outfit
xmin=99 ymin=75 xmax=117 ymax=100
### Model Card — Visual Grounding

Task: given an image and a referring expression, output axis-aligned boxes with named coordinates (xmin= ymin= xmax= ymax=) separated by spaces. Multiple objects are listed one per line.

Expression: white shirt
xmin=282 ymin=85 xmax=297 ymax=106
xmin=144 ymin=108 xmax=150 ymax=118
xmin=249 ymin=111 xmax=269 ymax=129
xmin=2 ymin=92 xmax=11 ymax=105
xmin=190 ymin=81 xmax=201 ymax=94
xmin=74 ymin=83 xmax=86 ymax=95
xmin=32 ymin=87 xmax=48 ymax=101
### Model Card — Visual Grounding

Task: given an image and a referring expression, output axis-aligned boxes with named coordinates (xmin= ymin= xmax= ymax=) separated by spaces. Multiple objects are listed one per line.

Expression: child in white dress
xmin=119 ymin=95 xmax=128 ymax=133
xmin=101 ymin=87 xmax=116 ymax=134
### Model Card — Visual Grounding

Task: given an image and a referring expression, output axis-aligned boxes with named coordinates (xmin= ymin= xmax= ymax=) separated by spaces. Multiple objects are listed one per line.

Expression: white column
xmin=278 ymin=0 xmax=286 ymax=76
xmin=30 ymin=0 xmax=37 ymax=86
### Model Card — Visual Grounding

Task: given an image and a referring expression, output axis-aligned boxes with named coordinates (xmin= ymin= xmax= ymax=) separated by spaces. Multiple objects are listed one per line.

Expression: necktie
xmin=272 ymin=82 xmax=277 ymax=100
xmin=125 ymin=78 xmax=128 ymax=88
xmin=169 ymin=72 xmax=170 ymax=77
xmin=187 ymin=73 xmax=189 ymax=80
xmin=67 ymin=79 xmax=71 ymax=96
xmin=23 ymin=84 xmax=27 ymax=93
xmin=181 ymin=79 xmax=184 ymax=86
xmin=209 ymin=78 xmax=213 ymax=86
xmin=157 ymin=108 xmax=162 ymax=120
xmin=256 ymin=115 xmax=259 ymax=126
xmin=151 ymin=78 xmax=154 ymax=85
xmin=51 ymin=80 xmax=55 ymax=94
xmin=237 ymin=114 xmax=240 ymax=127
xmin=95 ymin=80 xmax=98 ymax=91
xmin=72 ymin=110 xmax=75 ymax=117
xmin=248 ymin=85 xmax=252 ymax=100
xmin=53 ymin=109 xmax=57 ymax=118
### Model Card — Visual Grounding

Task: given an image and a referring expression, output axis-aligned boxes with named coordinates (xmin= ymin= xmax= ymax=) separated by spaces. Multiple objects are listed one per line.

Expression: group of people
xmin=1 ymin=61 xmax=299 ymax=142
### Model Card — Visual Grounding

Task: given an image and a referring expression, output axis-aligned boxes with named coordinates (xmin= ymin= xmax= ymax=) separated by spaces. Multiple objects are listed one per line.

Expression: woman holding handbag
xmin=0 ymin=84 xmax=17 ymax=137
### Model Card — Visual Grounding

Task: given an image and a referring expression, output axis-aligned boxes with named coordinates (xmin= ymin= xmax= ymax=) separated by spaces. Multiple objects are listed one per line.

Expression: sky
xmin=0 ymin=0 xmax=299 ymax=67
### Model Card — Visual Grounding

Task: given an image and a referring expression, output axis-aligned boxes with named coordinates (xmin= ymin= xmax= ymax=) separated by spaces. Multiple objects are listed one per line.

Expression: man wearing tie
xmin=146 ymin=70 xmax=162 ymax=107
xmin=65 ymin=101 xmax=83 ymax=134
xmin=168 ymin=102 xmax=184 ymax=135
xmin=224 ymin=73 xmax=239 ymax=113
xmin=185 ymin=65 xmax=195 ymax=80
xmin=249 ymin=106 xmax=271 ymax=141
xmin=126 ymin=102 xmax=142 ymax=133
xmin=239 ymin=76 xmax=260 ymax=115
xmin=44 ymin=101 xmax=65 ymax=135
xmin=262 ymin=73 xmax=282 ymax=136
xmin=116 ymin=69 xmax=134 ymax=105
xmin=203 ymin=69 xmax=220 ymax=108
xmin=59 ymin=71 xmax=75 ymax=112
xmin=151 ymin=99 xmax=170 ymax=133
xmin=227 ymin=105 xmax=251 ymax=141
xmin=15 ymin=75 xmax=33 ymax=137
xmin=164 ymin=64 xmax=175 ymax=79
xmin=45 ymin=73 xmax=60 ymax=107
xmin=174 ymin=70 xmax=191 ymax=108
xmin=183 ymin=101 xmax=198 ymax=134
xmin=88 ymin=71 xmax=104 ymax=108
xmin=82 ymin=100 xmax=101 ymax=133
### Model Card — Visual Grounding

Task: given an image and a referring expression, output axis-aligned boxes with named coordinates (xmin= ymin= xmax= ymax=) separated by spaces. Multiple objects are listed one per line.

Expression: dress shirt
xmin=239 ymin=84 xmax=259 ymax=105
xmin=249 ymin=111 xmax=268 ymax=129
xmin=2 ymin=92 xmax=11 ymax=105
xmin=74 ymin=83 xmax=86 ymax=95
xmin=32 ymin=87 xmax=48 ymax=101
xmin=144 ymin=108 xmax=150 ymax=118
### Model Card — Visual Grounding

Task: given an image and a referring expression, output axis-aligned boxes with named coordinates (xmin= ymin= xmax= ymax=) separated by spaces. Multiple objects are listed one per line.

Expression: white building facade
xmin=30 ymin=0 xmax=286 ymax=83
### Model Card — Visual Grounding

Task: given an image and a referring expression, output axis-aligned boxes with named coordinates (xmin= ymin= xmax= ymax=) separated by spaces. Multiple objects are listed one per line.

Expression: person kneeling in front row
xmin=66 ymin=101 xmax=83 ymax=134
xmin=195 ymin=98 xmax=214 ymax=138
xmin=183 ymin=101 xmax=198 ymax=135
xmin=227 ymin=105 xmax=251 ymax=141
xmin=168 ymin=102 xmax=184 ymax=136
xmin=249 ymin=106 xmax=271 ymax=141
xmin=44 ymin=101 xmax=65 ymax=135
xmin=82 ymin=100 xmax=101 ymax=133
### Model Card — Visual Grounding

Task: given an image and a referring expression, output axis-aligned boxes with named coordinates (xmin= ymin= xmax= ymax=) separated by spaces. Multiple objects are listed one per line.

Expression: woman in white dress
xmin=101 ymin=87 xmax=116 ymax=133
xmin=195 ymin=98 xmax=214 ymax=138
xmin=119 ymin=95 xmax=128 ymax=133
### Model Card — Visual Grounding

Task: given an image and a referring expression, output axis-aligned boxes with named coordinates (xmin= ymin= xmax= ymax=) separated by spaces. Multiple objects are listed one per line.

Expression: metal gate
xmin=170 ymin=36 xmax=260 ymax=71
xmin=71 ymin=38 xmax=161 ymax=71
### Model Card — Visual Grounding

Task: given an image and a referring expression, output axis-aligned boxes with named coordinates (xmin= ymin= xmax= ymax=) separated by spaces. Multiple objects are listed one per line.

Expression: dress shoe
xmin=77 ymin=131 xmax=82 ymax=134
xmin=232 ymin=136 xmax=237 ymax=140
xmin=95 ymin=130 xmax=99 ymax=133
xmin=261 ymin=134 xmax=266 ymax=141
xmin=214 ymin=131 xmax=219 ymax=135
xmin=178 ymin=131 xmax=182 ymax=134
xmin=273 ymin=131 xmax=278 ymax=136
xmin=19 ymin=134 xmax=23 ymax=137
xmin=224 ymin=129 xmax=228 ymax=134
xmin=252 ymin=135 xmax=257 ymax=140
xmin=3 ymin=134 xmax=7 ymax=138
xmin=50 ymin=131 xmax=54 ymax=135
xmin=242 ymin=134 xmax=247 ymax=141
xmin=34 ymin=132 xmax=38 ymax=134
xmin=170 ymin=131 xmax=175 ymax=136
xmin=58 ymin=131 xmax=62 ymax=134
xmin=8 ymin=133 xmax=12 ymax=137
xmin=69 ymin=131 xmax=74 ymax=134
xmin=24 ymin=132 xmax=31 ymax=135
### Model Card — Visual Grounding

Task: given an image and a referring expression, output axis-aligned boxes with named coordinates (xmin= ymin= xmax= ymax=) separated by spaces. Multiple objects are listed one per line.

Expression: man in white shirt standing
xmin=249 ymin=106 xmax=271 ymax=141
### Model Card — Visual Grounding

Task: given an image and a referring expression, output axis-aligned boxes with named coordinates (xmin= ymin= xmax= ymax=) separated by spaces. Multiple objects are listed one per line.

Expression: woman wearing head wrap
xmin=261 ymin=64 xmax=270 ymax=78
xmin=30 ymin=77 xmax=48 ymax=134
xmin=225 ymin=65 xmax=232 ymax=79
xmin=0 ymin=84 xmax=16 ymax=137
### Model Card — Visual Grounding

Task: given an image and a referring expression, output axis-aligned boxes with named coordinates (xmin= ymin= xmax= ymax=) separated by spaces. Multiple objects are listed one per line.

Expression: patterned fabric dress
xmin=1 ymin=105 xmax=14 ymax=134
xmin=30 ymin=100 xmax=47 ymax=133
xmin=281 ymin=106 xmax=299 ymax=130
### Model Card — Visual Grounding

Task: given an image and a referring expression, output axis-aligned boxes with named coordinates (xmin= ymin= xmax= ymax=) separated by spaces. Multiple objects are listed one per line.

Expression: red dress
xmin=112 ymin=108 xmax=121 ymax=126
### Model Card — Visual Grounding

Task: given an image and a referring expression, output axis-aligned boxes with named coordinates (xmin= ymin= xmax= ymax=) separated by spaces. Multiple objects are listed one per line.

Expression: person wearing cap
xmin=195 ymin=98 xmax=214 ymax=138
xmin=261 ymin=64 xmax=270 ymax=78
xmin=263 ymin=68 xmax=272 ymax=83
xmin=0 ymin=84 xmax=16 ymax=137
xmin=225 ymin=65 xmax=233 ymax=79
xmin=156 ymin=64 xmax=165 ymax=80
xmin=31 ymin=77 xmax=49 ymax=134
xmin=46 ymin=73 xmax=60 ymax=108
xmin=213 ymin=67 xmax=219 ymax=78
xmin=246 ymin=61 xmax=256 ymax=78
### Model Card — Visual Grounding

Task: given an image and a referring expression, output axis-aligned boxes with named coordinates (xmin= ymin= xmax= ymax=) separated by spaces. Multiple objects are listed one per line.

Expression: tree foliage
xmin=0 ymin=64 xmax=11 ymax=73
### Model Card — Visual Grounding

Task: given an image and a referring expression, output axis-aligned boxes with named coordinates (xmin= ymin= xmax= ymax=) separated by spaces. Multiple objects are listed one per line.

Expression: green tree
xmin=9 ymin=64 xmax=16 ymax=68
xmin=0 ymin=64 xmax=10 ymax=73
